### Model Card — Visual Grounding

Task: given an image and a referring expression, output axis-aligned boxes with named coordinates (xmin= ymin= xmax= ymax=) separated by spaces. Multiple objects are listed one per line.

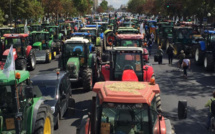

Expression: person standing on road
xmin=166 ymin=44 xmax=174 ymax=64
xmin=151 ymin=32 xmax=154 ymax=43
xmin=205 ymin=91 xmax=215 ymax=130
xmin=178 ymin=50 xmax=185 ymax=69
xmin=156 ymin=46 xmax=163 ymax=64
xmin=148 ymin=39 xmax=152 ymax=55
xmin=182 ymin=57 xmax=190 ymax=78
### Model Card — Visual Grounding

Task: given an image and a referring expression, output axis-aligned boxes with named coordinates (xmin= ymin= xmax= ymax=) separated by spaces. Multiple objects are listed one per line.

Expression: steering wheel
xmin=123 ymin=64 xmax=134 ymax=70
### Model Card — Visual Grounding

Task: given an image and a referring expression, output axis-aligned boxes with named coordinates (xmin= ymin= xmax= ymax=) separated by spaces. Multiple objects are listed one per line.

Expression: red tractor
xmin=77 ymin=81 xmax=187 ymax=134
xmin=100 ymin=47 xmax=153 ymax=82
xmin=115 ymin=34 xmax=149 ymax=62
xmin=0 ymin=34 xmax=36 ymax=70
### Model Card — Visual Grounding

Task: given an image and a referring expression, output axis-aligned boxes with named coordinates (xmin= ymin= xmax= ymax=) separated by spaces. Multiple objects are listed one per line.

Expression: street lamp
xmin=207 ymin=12 xmax=211 ymax=17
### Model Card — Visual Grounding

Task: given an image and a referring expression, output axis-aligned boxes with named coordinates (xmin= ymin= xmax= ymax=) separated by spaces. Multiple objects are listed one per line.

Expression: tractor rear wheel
xmin=52 ymin=50 xmax=56 ymax=59
xmin=195 ymin=47 xmax=204 ymax=65
xmin=82 ymin=68 xmax=93 ymax=91
xmin=33 ymin=104 xmax=54 ymax=134
xmin=16 ymin=59 xmax=27 ymax=70
xmin=106 ymin=32 xmax=115 ymax=46
xmin=204 ymin=53 xmax=214 ymax=71
xmin=45 ymin=52 xmax=51 ymax=63
xmin=28 ymin=51 xmax=36 ymax=71
xmin=155 ymin=94 xmax=162 ymax=113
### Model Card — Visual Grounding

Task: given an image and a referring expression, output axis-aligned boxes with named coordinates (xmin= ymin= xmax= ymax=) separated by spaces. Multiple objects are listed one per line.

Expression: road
xmin=29 ymin=43 xmax=215 ymax=134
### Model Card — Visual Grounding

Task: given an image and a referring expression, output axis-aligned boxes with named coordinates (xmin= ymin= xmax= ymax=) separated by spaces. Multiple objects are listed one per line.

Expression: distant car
xmin=31 ymin=71 xmax=73 ymax=130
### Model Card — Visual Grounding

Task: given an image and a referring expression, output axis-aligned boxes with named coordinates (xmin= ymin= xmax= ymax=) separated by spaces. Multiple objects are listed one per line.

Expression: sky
xmin=98 ymin=0 xmax=129 ymax=9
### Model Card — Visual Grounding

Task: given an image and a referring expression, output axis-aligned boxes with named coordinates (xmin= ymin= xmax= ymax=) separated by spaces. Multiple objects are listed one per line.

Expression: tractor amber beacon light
xmin=15 ymin=72 xmax=21 ymax=80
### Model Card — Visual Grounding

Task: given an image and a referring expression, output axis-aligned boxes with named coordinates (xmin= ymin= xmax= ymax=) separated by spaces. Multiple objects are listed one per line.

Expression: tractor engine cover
xmin=122 ymin=70 xmax=138 ymax=81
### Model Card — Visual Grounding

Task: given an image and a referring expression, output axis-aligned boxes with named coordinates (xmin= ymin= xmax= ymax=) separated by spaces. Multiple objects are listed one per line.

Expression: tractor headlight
xmin=51 ymin=106 xmax=55 ymax=114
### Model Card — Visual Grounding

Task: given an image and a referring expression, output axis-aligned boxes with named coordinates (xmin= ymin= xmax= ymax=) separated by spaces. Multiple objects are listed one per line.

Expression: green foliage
xmin=73 ymin=0 xmax=92 ymax=15
xmin=127 ymin=0 xmax=145 ymax=14
xmin=100 ymin=0 xmax=108 ymax=11
xmin=0 ymin=9 xmax=5 ymax=26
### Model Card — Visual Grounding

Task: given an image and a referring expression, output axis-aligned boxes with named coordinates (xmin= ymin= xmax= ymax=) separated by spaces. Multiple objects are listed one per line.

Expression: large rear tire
xmin=16 ymin=59 xmax=27 ymax=70
xmin=33 ymin=104 xmax=54 ymax=134
xmin=204 ymin=53 xmax=214 ymax=71
xmin=195 ymin=47 xmax=204 ymax=65
xmin=45 ymin=52 xmax=52 ymax=63
xmin=28 ymin=51 xmax=36 ymax=71
xmin=82 ymin=68 xmax=93 ymax=91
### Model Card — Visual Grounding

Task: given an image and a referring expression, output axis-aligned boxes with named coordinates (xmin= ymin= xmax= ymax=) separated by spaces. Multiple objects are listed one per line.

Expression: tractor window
xmin=37 ymin=85 xmax=56 ymax=98
xmin=65 ymin=43 xmax=84 ymax=56
xmin=5 ymin=38 xmax=22 ymax=49
xmin=17 ymin=82 xmax=28 ymax=112
xmin=121 ymin=40 xmax=140 ymax=47
xmin=209 ymin=35 xmax=215 ymax=43
xmin=32 ymin=33 xmax=46 ymax=42
xmin=150 ymin=98 xmax=157 ymax=125
xmin=100 ymin=103 xmax=150 ymax=134
xmin=0 ymin=86 xmax=16 ymax=113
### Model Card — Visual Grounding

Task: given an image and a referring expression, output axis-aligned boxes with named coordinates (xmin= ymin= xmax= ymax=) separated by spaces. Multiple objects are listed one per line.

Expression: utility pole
xmin=10 ymin=0 xmax=12 ymax=27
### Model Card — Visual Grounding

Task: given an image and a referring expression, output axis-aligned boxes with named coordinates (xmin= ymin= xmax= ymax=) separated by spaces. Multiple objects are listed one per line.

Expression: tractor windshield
xmin=119 ymin=40 xmax=140 ymax=47
xmin=65 ymin=43 xmax=84 ymax=56
xmin=30 ymin=26 xmax=42 ymax=31
xmin=0 ymin=29 xmax=13 ymax=36
xmin=36 ymin=85 xmax=56 ymax=98
xmin=32 ymin=33 xmax=48 ymax=42
xmin=4 ymin=38 xmax=22 ymax=49
xmin=81 ymin=29 xmax=96 ymax=36
xmin=100 ymin=103 xmax=150 ymax=134
xmin=114 ymin=52 xmax=142 ymax=80
xmin=209 ymin=35 xmax=215 ymax=43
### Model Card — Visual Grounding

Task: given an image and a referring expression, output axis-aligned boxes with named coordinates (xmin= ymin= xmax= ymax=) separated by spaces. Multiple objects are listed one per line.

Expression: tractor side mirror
xmin=25 ymin=86 xmax=34 ymax=98
xmin=178 ymin=100 xmax=187 ymax=119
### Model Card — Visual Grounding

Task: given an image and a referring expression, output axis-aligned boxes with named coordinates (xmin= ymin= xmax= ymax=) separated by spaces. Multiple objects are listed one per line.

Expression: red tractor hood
xmin=122 ymin=70 xmax=138 ymax=81
xmin=3 ymin=48 xmax=17 ymax=60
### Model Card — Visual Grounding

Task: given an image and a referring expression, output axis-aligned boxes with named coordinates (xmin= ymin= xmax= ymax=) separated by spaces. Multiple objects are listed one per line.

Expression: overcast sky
xmin=98 ymin=0 xmax=129 ymax=9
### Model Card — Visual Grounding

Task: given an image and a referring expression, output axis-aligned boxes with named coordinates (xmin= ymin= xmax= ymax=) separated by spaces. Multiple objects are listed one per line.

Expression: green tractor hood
xmin=66 ymin=57 xmax=80 ymax=79
xmin=33 ymin=42 xmax=42 ymax=49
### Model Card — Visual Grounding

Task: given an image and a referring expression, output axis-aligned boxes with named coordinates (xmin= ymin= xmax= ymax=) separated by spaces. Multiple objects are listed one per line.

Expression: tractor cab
xmin=204 ymin=30 xmax=215 ymax=51
xmin=77 ymin=81 xmax=187 ymax=134
xmin=59 ymin=22 xmax=72 ymax=39
xmin=30 ymin=24 xmax=42 ymax=32
xmin=101 ymin=47 xmax=153 ymax=82
xmin=93 ymin=22 xmax=109 ymax=32
xmin=0 ymin=27 xmax=15 ymax=40
xmin=80 ymin=27 xmax=102 ymax=46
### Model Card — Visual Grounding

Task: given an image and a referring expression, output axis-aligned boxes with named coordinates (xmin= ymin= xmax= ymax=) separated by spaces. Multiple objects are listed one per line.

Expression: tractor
xmin=59 ymin=22 xmax=72 ymax=39
xmin=166 ymin=26 xmax=193 ymax=57
xmin=117 ymin=27 xmax=139 ymax=34
xmin=45 ymin=25 xmax=64 ymax=54
xmin=77 ymin=80 xmax=187 ymax=134
xmin=30 ymin=24 xmax=42 ymax=32
xmin=30 ymin=31 xmax=56 ymax=63
xmin=156 ymin=22 xmax=171 ymax=44
xmin=80 ymin=25 xmax=103 ymax=57
xmin=194 ymin=30 xmax=215 ymax=71
xmin=0 ymin=70 xmax=54 ymax=134
xmin=100 ymin=47 xmax=153 ymax=82
xmin=0 ymin=34 xmax=36 ymax=70
xmin=58 ymin=37 xmax=99 ymax=91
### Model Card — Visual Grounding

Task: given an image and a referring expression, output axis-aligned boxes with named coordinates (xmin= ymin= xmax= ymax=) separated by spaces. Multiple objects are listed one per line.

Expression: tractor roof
xmin=65 ymin=37 xmax=89 ymax=43
xmin=0 ymin=70 xmax=30 ymax=85
xmin=174 ymin=26 xmax=192 ymax=29
xmin=117 ymin=29 xmax=138 ymax=32
xmin=204 ymin=30 xmax=215 ymax=34
xmin=46 ymin=26 xmax=59 ymax=28
xmin=30 ymin=24 xmax=41 ymax=26
xmin=3 ymin=34 xmax=29 ymax=38
xmin=93 ymin=81 xmax=160 ymax=105
xmin=116 ymin=34 xmax=144 ymax=40
xmin=72 ymin=32 xmax=91 ymax=36
xmin=0 ymin=27 xmax=14 ymax=30
xmin=81 ymin=27 xmax=97 ymax=30
xmin=113 ymin=47 xmax=143 ymax=52
xmin=118 ymin=27 xmax=134 ymax=29
xmin=93 ymin=22 xmax=108 ymax=24
xmin=31 ymin=31 xmax=49 ymax=34
xmin=85 ymin=25 xmax=101 ymax=28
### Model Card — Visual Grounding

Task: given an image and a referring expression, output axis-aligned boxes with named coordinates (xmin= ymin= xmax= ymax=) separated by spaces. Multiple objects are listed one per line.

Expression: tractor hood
xmin=33 ymin=42 xmax=42 ymax=47
xmin=67 ymin=57 xmax=80 ymax=79
xmin=3 ymin=48 xmax=17 ymax=60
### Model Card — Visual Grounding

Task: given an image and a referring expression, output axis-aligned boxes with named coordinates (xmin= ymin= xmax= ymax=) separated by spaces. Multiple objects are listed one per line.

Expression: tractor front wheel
xmin=82 ymin=68 xmax=93 ymax=91
xmin=204 ymin=53 xmax=214 ymax=71
xmin=195 ymin=47 xmax=204 ymax=65
xmin=16 ymin=59 xmax=27 ymax=70
xmin=33 ymin=104 xmax=54 ymax=134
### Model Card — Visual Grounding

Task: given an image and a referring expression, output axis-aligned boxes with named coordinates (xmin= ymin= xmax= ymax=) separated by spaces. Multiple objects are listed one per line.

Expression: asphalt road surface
xmin=29 ymin=44 xmax=215 ymax=134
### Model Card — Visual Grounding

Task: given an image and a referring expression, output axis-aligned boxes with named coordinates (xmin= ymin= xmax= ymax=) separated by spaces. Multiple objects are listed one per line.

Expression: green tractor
xmin=45 ymin=25 xmax=64 ymax=54
xmin=156 ymin=22 xmax=171 ymax=44
xmin=59 ymin=22 xmax=72 ymax=39
xmin=30 ymin=24 xmax=42 ymax=32
xmin=157 ymin=25 xmax=173 ymax=50
xmin=30 ymin=31 xmax=56 ymax=63
xmin=0 ymin=70 xmax=53 ymax=134
xmin=58 ymin=37 xmax=99 ymax=91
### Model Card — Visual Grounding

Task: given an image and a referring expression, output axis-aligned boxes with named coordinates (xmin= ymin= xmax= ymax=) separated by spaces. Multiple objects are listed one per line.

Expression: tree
xmin=0 ymin=9 xmax=5 ymax=26
xmin=73 ymin=0 xmax=93 ymax=15
xmin=100 ymin=0 xmax=108 ymax=11
xmin=127 ymin=0 xmax=145 ymax=14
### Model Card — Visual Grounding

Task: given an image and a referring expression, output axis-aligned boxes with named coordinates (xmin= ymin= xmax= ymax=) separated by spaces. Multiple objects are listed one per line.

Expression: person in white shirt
xmin=182 ymin=58 xmax=191 ymax=78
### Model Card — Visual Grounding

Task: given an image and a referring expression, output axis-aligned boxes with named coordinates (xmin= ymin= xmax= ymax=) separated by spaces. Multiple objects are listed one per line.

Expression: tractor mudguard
xmin=101 ymin=64 xmax=110 ymax=81
xmin=34 ymin=50 xmax=47 ymax=62
xmin=100 ymin=33 xmax=104 ymax=39
xmin=96 ymin=37 xmax=101 ymax=46
xmin=104 ymin=29 xmax=113 ymax=35
xmin=67 ymin=57 xmax=80 ymax=79
xmin=3 ymin=48 xmax=17 ymax=60
xmin=122 ymin=70 xmax=138 ymax=81
xmin=30 ymin=97 xmax=44 ymax=134
xmin=153 ymin=116 xmax=167 ymax=134
xmin=58 ymin=33 xmax=63 ymax=40
xmin=89 ymin=44 xmax=95 ymax=52
xmin=199 ymin=41 xmax=206 ymax=51
xmin=143 ymin=65 xmax=154 ymax=82
xmin=26 ymin=45 xmax=32 ymax=57
xmin=48 ymin=40 xmax=53 ymax=48
xmin=87 ymin=53 xmax=94 ymax=68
